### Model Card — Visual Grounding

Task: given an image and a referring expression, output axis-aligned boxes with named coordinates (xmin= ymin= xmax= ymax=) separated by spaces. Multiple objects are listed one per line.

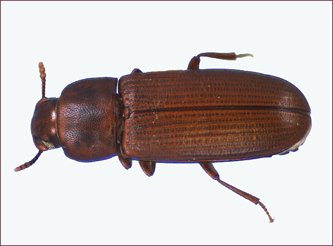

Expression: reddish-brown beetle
xmin=15 ymin=52 xmax=311 ymax=222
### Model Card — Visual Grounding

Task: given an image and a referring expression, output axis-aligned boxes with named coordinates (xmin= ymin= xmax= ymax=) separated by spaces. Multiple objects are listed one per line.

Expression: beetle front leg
xmin=199 ymin=161 xmax=274 ymax=223
xmin=117 ymin=141 xmax=132 ymax=170
xmin=187 ymin=52 xmax=254 ymax=70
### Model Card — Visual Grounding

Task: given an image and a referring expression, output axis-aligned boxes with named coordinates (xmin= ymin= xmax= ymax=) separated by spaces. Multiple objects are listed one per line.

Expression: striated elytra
xmin=15 ymin=52 xmax=311 ymax=222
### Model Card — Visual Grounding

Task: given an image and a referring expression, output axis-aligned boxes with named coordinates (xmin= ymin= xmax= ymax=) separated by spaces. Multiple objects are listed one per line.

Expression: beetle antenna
xmin=14 ymin=150 xmax=43 ymax=172
xmin=39 ymin=62 xmax=46 ymax=98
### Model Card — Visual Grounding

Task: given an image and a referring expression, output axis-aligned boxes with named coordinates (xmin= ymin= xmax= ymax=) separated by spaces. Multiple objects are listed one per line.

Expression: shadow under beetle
xmin=15 ymin=52 xmax=312 ymax=222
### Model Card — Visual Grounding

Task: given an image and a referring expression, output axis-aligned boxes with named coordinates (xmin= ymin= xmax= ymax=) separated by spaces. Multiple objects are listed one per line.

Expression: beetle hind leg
xmin=199 ymin=161 xmax=274 ymax=223
xmin=187 ymin=52 xmax=253 ymax=70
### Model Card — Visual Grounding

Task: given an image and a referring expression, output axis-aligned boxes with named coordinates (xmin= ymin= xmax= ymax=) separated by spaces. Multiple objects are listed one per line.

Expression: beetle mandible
xmin=15 ymin=52 xmax=312 ymax=222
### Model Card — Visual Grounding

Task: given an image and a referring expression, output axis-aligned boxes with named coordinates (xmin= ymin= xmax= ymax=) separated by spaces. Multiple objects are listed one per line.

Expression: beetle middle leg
xmin=131 ymin=68 xmax=142 ymax=74
xmin=199 ymin=161 xmax=274 ymax=223
xmin=187 ymin=52 xmax=254 ymax=70
xmin=139 ymin=160 xmax=156 ymax=177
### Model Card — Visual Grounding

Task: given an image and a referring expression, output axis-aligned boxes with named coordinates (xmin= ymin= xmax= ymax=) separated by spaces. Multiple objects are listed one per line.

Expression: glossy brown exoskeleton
xmin=15 ymin=52 xmax=312 ymax=222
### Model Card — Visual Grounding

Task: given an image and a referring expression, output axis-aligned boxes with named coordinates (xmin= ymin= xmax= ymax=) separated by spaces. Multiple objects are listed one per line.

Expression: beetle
xmin=15 ymin=52 xmax=311 ymax=222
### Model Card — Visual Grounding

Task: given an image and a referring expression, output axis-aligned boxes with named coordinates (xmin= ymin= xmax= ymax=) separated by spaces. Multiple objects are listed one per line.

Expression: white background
xmin=1 ymin=2 xmax=332 ymax=245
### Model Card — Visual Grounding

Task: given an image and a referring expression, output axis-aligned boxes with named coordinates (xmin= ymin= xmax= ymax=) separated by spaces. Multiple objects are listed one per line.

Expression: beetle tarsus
xmin=236 ymin=53 xmax=254 ymax=59
xmin=258 ymin=201 xmax=275 ymax=223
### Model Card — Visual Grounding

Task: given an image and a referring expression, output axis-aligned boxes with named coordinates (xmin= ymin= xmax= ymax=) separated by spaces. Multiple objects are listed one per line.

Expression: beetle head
xmin=31 ymin=97 xmax=61 ymax=151
xmin=15 ymin=62 xmax=60 ymax=172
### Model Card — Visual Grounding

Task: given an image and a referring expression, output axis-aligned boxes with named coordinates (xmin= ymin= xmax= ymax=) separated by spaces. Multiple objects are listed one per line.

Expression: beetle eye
xmin=33 ymin=136 xmax=56 ymax=151
xmin=41 ymin=139 xmax=56 ymax=149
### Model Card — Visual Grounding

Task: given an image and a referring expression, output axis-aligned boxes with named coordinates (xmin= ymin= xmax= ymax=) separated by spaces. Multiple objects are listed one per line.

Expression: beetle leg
xmin=131 ymin=68 xmax=142 ymax=74
xmin=199 ymin=161 xmax=274 ymax=223
xmin=118 ymin=151 xmax=132 ymax=170
xmin=139 ymin=160 xmax=156 ymax=177
xmin=187 ymin=56 xmax=201 ymax=70
xmin=117 ymin=140 xmax=132 ymax=169
xmin=187 ymin=52 xmax=254 ymax=70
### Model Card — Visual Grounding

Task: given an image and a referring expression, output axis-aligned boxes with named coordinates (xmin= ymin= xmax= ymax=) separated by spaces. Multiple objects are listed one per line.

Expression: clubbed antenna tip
xmin=39 ymin=62 xmax=46 ymax=98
